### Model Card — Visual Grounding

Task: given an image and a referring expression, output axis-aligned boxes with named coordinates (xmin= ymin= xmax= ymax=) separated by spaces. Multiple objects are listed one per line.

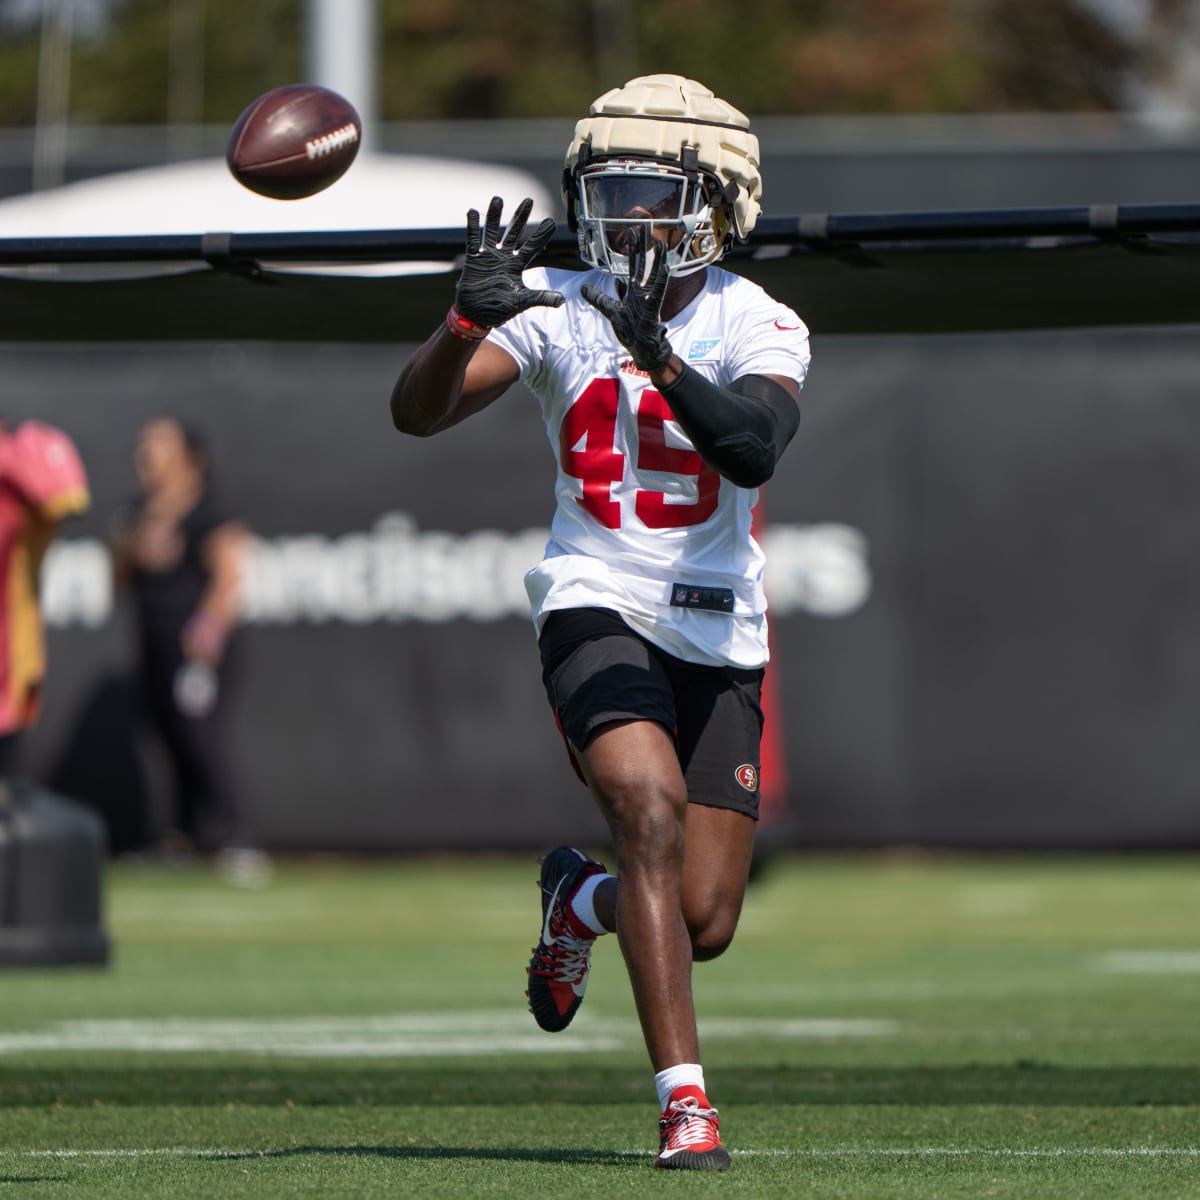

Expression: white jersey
xmin=488 ymin=264 xmax=811 ymax=669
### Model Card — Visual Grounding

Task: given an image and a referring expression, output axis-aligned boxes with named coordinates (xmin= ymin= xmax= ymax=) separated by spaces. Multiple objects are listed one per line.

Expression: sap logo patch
xmin=687 ymin=339 xmax=722 ymax=360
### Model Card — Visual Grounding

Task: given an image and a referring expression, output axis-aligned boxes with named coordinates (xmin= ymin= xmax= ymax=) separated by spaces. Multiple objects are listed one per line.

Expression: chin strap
xmin=658 ymin=366 xmax=800 ymax=489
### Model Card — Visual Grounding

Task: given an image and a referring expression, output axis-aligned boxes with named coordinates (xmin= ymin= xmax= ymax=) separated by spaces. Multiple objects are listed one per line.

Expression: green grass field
xmin=1 ymin=851 xmax=1198 ymax=1198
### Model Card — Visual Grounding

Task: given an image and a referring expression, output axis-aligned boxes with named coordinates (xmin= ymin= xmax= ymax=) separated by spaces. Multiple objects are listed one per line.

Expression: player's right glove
xmin=451 ymin=196 xmax=564 ymax=333
xmin=581 ymin=224 xmax=673 ymax=373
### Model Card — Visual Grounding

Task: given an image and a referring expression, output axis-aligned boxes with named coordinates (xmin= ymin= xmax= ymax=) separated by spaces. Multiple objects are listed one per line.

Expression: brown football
xmin=226 ymin=84 xmax=362 ymax=200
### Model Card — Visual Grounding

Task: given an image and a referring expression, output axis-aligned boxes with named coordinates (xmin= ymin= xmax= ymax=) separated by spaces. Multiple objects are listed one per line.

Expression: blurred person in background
xmin=0 ymin=419 xmax=90 ymax=780
xmin=392 ymin=75 xmax=809 ymax=1169
xmin=111 ymin=416 xmax=267 ymax=886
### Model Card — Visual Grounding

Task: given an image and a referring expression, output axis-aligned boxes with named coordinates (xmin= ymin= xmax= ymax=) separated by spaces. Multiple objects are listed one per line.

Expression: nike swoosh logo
xmin=541 ymin=877 xmax=567 ymax=946
xmin=774 ymin=319 xmax=802 ymax=330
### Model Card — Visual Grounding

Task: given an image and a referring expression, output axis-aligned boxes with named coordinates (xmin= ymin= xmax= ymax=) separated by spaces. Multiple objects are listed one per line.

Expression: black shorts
xmin=538 ymin=607 xmax=765 ymax=819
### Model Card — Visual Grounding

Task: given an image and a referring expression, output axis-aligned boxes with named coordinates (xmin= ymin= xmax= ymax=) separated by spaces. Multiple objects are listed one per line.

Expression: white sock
xmin=654 ymin=1063 xmax=706 ymax=1111
xmin=569 ymin=873 xmax=613 ymax=936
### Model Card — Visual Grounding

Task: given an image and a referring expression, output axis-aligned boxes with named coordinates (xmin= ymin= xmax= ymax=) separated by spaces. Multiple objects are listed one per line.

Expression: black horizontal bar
xmin=0 ymin=227 xmax=472 ymax=265
xmin=1 ymin=202 xmax=1199 ymax=267
xmin=754 ymin=202 xmax=1200 ymax=242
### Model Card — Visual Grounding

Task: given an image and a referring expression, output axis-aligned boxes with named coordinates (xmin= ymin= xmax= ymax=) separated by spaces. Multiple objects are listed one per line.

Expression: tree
xmin=0 ymin=0 xmax=1175 ymax=128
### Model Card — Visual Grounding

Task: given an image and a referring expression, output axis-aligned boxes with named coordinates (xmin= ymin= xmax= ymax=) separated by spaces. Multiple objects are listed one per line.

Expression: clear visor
xmin=582 ymin=173 xmax=688 ymax=222
xmin=580 ymin=168 xmax=691 ymax=255
xmin=575 ymin=161 xmax=725 ymax=278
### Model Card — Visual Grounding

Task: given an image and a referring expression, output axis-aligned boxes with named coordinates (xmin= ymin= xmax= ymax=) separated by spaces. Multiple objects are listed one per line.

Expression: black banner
xmin=11 ymin=327 xmax=1200 ymax=851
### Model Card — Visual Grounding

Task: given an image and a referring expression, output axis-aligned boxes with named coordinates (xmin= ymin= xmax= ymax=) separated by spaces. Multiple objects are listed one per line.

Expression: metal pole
xmin=33 ymin=0 xmax=75 ymax=192
xmin=305 ymin=0 xmax=378 ymax=152
xmin=168 ymin=0 xmax=207 ymax=161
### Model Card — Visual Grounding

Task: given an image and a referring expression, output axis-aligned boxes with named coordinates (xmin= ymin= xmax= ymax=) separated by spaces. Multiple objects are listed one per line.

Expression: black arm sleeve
xmin=657 ymin=364 xmax=801 ymax=489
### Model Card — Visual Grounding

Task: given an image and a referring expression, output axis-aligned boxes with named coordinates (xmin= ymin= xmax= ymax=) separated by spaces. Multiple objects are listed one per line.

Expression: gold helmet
xmin=563 ymin=74 xmax=762 ymax=278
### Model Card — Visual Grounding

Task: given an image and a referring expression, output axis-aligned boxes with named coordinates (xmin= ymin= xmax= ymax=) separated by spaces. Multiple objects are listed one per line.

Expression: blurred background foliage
xmin=0 ymin=0 xmax=1194 ymax=125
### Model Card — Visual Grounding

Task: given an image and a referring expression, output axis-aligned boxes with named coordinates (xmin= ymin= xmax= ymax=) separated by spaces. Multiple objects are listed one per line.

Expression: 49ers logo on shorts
xmin=735 ymin=764 xmax=758 ymax=792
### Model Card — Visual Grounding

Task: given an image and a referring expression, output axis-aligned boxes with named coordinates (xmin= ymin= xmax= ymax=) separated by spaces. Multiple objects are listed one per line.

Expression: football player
xmin=391 ymin=73 xmax=811 ymax=1170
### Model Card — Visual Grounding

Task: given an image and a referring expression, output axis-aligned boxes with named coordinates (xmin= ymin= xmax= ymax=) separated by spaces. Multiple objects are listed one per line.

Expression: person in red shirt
xmin=0 ymin=420 xmax=90 ymax=778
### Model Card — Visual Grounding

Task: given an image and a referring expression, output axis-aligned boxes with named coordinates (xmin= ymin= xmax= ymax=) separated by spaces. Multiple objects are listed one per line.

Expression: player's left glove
xmin=452 ymin=196 xmax=564 ymax=331
xmin=581 ymin=224 xmax=673 ymax=373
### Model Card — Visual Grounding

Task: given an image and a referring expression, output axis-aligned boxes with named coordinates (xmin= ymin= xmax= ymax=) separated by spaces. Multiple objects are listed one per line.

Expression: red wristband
xmin=446 ymin=305 xmax=490 ymax=341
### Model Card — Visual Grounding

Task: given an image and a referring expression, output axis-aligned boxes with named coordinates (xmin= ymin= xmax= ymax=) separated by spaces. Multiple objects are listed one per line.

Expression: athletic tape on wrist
xmin=446 ymin=305 xmax=491 ymax=341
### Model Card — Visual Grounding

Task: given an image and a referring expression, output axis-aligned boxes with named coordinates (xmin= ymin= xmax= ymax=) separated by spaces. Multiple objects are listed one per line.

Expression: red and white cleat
xmin=526 ymin=846 xmax=607 ymax=1032
xmin=655 ymin=1086 xmax=731 ymax=1170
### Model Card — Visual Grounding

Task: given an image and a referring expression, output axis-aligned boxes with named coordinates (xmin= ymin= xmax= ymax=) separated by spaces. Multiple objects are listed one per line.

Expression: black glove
xmin=453 ymin=196 xmax=563 ymax=329
xmin=581 ymin=224 xmax=673 ymax=372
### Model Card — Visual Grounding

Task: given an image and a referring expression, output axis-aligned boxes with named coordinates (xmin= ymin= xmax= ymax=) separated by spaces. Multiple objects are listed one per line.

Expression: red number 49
xmin=559 ymin=378 xmax=720 ymax=530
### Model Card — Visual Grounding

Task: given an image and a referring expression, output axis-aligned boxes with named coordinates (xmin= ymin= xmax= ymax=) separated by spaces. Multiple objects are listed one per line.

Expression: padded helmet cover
xmin=564 ymin=74 xmax=762 ymax=242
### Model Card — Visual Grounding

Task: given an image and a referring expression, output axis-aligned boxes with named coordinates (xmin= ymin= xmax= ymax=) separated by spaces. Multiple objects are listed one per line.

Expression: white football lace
xmin=662 ymin=1098 xmax=720 ymax=1150
xmin=541 ymin=918 xmax=592 ymax=981
xmin=306 ymin=124 xmax=359 ymax=160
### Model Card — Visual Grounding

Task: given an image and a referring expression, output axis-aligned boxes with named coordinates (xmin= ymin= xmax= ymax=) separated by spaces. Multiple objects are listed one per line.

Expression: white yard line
xmin=0 ymin=1012 xmax=896 ymax=1057
xmin=1094 ymin=950 xmax=1200 ymax=975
